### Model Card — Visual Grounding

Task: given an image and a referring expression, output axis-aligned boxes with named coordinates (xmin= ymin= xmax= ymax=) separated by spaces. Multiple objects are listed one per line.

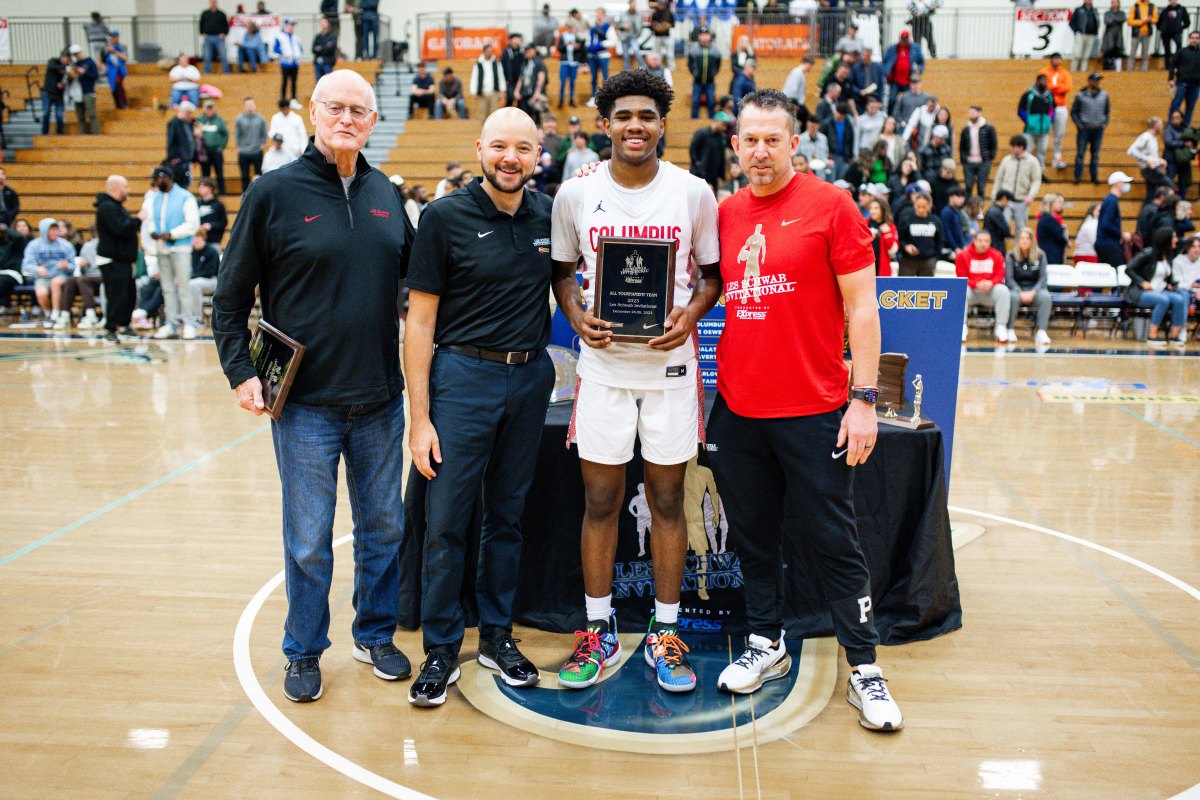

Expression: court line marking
xmin=0 ymin=424 xmax=270 ymax=567
xmin=1117 ymin=405 xmax=1200 ymax=448
xmin=236 ymin=510 xmax=1200 ymax=800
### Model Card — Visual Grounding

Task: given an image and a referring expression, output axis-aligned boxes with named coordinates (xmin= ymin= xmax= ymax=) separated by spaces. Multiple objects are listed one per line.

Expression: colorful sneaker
xmin=847 ymin=664 xmax=904 ymax=731
xmin=717 ymin=634 xmax=790 ymax=694
xmin=557 ymin=612 xmax=621 ymax=689
xmin=643 ymin=616 xmax=697 ymax=693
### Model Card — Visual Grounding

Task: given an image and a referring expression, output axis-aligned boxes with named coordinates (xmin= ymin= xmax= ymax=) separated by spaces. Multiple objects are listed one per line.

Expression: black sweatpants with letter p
xmin=706 ymin=394 xmax=879 ymax=666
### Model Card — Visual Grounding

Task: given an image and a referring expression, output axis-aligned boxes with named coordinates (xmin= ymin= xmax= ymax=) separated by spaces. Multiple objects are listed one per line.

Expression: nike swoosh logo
xmin=781 ymin=218 xmax=801 ymax=226
xmin=478 ymin=231 xmax=495 ymax=238
xmin=831 ymin=448 xmax=848 ymax=459
xmin=304 ymin=214 xmax=322 ymax=223
xmin=643 ymin=323 xmax=659 ymax=330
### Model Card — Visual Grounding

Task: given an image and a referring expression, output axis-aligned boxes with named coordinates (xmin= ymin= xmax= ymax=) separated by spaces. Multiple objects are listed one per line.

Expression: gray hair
xmin=312 ymin=70 xmax=377 ymax=112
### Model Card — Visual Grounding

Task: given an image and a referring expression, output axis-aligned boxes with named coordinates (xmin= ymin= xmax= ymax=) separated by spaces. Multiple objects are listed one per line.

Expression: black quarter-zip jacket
xmin=213 ymin=140 xmax=415 ymax=405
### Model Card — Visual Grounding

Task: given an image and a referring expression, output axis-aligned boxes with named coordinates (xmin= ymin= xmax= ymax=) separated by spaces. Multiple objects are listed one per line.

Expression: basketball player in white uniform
xmin=551 ymin=69 xmax=721 ymax=693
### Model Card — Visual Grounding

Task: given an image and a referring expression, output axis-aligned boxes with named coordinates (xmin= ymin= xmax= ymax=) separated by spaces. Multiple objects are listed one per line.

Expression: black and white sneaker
xmin=353 ymin=642 xmax=412 ymax=681
xmin=847 ymin=664 xmax=903 ymax=731
xmin=716 ymin=634 xmax=790 ymax=694
xmin=283 ymin=657 xmax=323 ymax=703
xmin=478 ymin=632 xmax=540 ymax=688
xmin=408 ymin=648 xmax=460 ymax=707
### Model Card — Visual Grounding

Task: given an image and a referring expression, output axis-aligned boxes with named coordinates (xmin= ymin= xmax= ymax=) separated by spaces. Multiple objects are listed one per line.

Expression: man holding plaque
xmin=403 ymin=108 xmax=556 ymax=708
xmin=708 ymin=88 xmax=904 ymax=732
xmin=213 ymin=70 xmax=416 ymax=704
xmin=551 ymin=69 xmax=722 ymax=694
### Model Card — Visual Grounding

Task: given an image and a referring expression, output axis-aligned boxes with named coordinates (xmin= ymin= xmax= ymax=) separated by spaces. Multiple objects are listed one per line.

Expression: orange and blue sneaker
xmin=557 ymin=611 xmax=621 ymax=689
xmin=644 ymin=616 xmax=696 ymax=693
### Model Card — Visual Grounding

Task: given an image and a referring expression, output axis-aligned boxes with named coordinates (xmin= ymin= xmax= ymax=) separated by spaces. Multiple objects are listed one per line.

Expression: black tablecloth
xmin=399 ymin=401 xmax=962 ymax=645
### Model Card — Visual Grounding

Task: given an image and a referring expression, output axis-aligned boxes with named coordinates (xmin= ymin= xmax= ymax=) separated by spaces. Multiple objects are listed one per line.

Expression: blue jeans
xmin=418 ymin=348 xmax=555 ymax=652
xmin=271 ymin=392 xmax=406 ymax=661
xmin=559 ymin=62 xmax=578 ymax=105
xmin=1170 ymin=81 xmax=1200 ymax=128
xmin=360 ymin=12 xmax=379 ymax=59
xmin=588 ymin=55 xmax=609 ymax=97
xmin=314 ymin=60 xmax=333 ymax=83
xmin=620 ymin=36 xmax=642 ymax=70
xmin=238 ymin=45 xmax=260 ymax=72
xmin=203 ymin=34 xmax=228 ymax=73
xmin=169 ymin=87 xmax=200 ymax=107
xmin=1138 ymin=290 xmax=1188 ymax=329
xmin=691 ymin=81 xmax=715 ymax=118
xmin=1075 ymin=127 xmax=1104 ymax=182
xmin=433 ymin=97 xmax=467 ymax=119
xmin=40 ymin=92 xmax=64 ymax=134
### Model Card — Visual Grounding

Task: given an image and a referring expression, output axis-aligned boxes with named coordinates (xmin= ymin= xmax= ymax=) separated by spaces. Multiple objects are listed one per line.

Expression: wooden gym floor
xmin=0 ymin=332 xmax=1197 ymax=799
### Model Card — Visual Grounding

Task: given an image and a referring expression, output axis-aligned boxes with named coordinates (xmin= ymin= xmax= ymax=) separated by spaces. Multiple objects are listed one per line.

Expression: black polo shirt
xmin=406 ymin=178 xmax=553 ymax=352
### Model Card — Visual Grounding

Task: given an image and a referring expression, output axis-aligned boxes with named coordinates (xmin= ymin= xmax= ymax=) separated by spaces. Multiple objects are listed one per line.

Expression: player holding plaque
xmin=550 ymin=69 xmax=721 ymax=694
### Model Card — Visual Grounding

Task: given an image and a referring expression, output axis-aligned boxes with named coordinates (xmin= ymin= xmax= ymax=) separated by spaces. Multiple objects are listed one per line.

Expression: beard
xmin=482 ymin=160 xmax=532 ymax=194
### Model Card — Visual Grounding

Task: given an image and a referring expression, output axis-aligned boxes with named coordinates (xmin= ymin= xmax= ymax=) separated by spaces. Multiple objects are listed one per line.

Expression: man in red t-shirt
xmin=954 ymin=229 xmax=1011 ymax=343
xmin=709 ymin=88 xmax=903 ymax=732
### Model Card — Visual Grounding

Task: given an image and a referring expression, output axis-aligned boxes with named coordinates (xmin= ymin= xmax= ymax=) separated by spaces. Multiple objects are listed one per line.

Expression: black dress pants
xmin=99 ymin=261 xmax=135 ymax=332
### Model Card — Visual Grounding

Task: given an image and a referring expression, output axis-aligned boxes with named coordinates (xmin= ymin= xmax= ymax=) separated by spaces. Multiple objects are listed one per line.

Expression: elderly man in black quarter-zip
xmin=213 ymin=69 xmax=416 ymax=705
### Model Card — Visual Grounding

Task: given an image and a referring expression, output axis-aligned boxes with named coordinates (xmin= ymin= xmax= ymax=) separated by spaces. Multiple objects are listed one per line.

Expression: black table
xmin=399 ymin=400 xmax=962 ymax=646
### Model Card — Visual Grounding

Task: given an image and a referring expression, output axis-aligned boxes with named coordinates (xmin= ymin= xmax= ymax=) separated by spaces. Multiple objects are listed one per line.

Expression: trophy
xmin=876 ymin=354 xmax=934 ymax=430
xmin=547 ymin=345 xmax=578 ymax=403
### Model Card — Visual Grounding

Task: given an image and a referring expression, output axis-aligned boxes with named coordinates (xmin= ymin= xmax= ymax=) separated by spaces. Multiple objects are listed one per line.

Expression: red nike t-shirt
xmin=716 ymin=171 xmax=875 ymax=418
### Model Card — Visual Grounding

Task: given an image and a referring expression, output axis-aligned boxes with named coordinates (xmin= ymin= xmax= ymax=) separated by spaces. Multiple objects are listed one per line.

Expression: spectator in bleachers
xmin=199 ymin=0 xmax=231 ymax=74
xmin=41 ymin=52 xmax=69 ymax=136
xmin=908 ymin=0 xmax=941 ymax=58
xmin=719 ymin=159 xmax=749 ymax=197
xmin=534 ymin=4 xmax=560 ymax=52
xmin=797 ymin=117 xmax=831 ymax=180
xmin=1169 ymin=30 xmax=1200 ymax=126
xmin=434 ymin=67 xmax=468 ymax=120
xmin=1163 ymin=110 xmax=1193 ymax=195
xmin=0 ymin=168 xmax=18 ymax=227
xmin=849 ymin=48 xmax=885 ymax=108
xmin=1036 ymin=192 xmax=1070 ymax=264
xmin=169 ymin=55 xmax=201 ymax=108
xmin=588 ymin=112 xmax=611 ymax=156
xmin=1159 ymin=1 xmax=1190 ymax=69
xmin=822 ymin=102 xmax=857 ymax=180
xmin=93 ymin=175 xmax=139 ymax=342
xmin=985 ymin=189 xmax=1015 ymax=255
xmin=238 ymin=23 xmax=263 ymax=73
xmin=0 ymin=224 xmax=27 ymax=313
xmin=1126 ymin=227 xmax=1186 ymax=346
xmin=731 ymin=61 xmax=757 ymax=112
xmin=992 ymin=135 xmax=1040 ymax=232
xmin=62 ymin=230 xmax=103 ymax=330
xmin=1128 ymin=116 xmax=1172 ymax=202
xmin=876 ymin=114 xmax=905 ymax=171
xmin=555 ymin=23 xmax=584 ymax=107
xmin=867 ymin=196 xmax=898 ymax=276
xmin=502 ymin=33 xmax=526 ymax=108
xmin=435 ymin=162 xmax=462 ymax=200
xmin=261 ymin=133 xmax=295 ymax=173
xmin=1071 ymin=72 xmax=1109 ymax=185
xmin=57 ymin=219 xmax=84 ymax=253
xmin=66 ymin=45 xmax=100 ymax=135
xmin=1171 ymin=234 xmax=1200 ymax=308
xmin=84 ymin=12 xmax=109 ymax=72
xmin=471 ymin=43 xmax=507 ymax=120
xmin=409 ymin=62 xmax=436 ymax=118
xmin=166 ymin=101 xmax=198 ymax=189
xmin=896 ymin=191 xmax=943 ymax=276
xmin=918 ymin=126 xmax=952 ymax=182
xmin=269 ymin=99 xmax=308 ymax=159
xmin=782 ymin=55 xmax=814 ymax=124
xmin=198 ymin=102 xmax=229 ymax=196
xmin=1005 ymin=226 xmax=1053 ymax=346
xmin=562 ymin=132 xmax=600 ymax=181
xmin=940 ymin=185 xmax=970 ymax=250
xmin=956 ymin=229 xmax=1011 ymax=342
xmin=541 ymin=115 xmax=563 ymax=168
xmin=1074 ymin=202 xmax=1101 ymax=262
xmin=618 ymin=0 xmax=644 ymax=70
xmin=143 ymin=166 xmax=201 ymax=340
xmin=360 ymin=0 xmax=380 ymax=59
xmin=960 ymin=105 xmax=997 ymax=199
xmin=1102 ymin=1 xmax=1127 ymax=71
xmin=235 ymin=97 xmax=267 ymax=191
xmin=883 ymin=31 xmax=924 ymax=116
xmin=893 ymin=74 xmax=931 ymax=137
xmin=639 ymin=48 xmax=673 ymax=92
xmin=196 ymin=178 xmax=228 ymax=246
xmin=814 ymin=81 xmax=842 ymax=125
xmin=688 ymin=26 xmax=721 ymax=119
xmin=1018 ymin=74 xmax=1054 ymax=171
xmin=516 ymin=43 xmax=549 ymax=125
xmin=856 ymin=96 xmax=887 ymax=152
xmin=1128 ymin=0 xmax=1158 ymax=72
xmin=1096 ymin=170 xmax=1134 ymax=266
xmin=1152 ymin=192 xmax=1195 ymax=239
xmin=888 ymin=151 xmax=921 ymax=200
xmin=842 ymin=149 xmax=874 ymax=194
xmin=22 ymin=218 xmax=77 ymax=328
xmin=104 ymin=31 xmax=129 ymax=109
xmin=730 ymin=35 xmax=755 ymax=91
xmin=188 ymin=232 xmax=221 ymax=328
xmin=313 ymin=17 xmax=338 ymax=84
xmin=274 ymin=18 xmax=304 ymax=103
xmin=649 ymin=1 xmax=675 ymax=70
xmin=689 ymin=112 xmax=731 ymax=191
xmin=902 ymin=94 xmax=940 ymax=151
xmin=1070 ymin=0 xmax=1101 ymax=72
xmin=1038 ymin=52 xmax=1072 ymax=170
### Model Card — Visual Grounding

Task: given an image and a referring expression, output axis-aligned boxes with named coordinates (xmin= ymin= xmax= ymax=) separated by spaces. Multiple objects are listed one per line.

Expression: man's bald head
xmin=477 ymin=108 xmax=540 ymax=197
xmin=479 ymin=107 xmax=539 ymax=147
xmin=106 ymin=174 xmax=130 ymax=202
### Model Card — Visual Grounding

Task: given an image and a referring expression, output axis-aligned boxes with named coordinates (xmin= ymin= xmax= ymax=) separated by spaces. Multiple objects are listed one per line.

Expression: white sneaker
xmin=53 ymin=314 xmax=70 ymax=329
xmin=847 ymin=664 xmax=903 ymax=731
xmin=1034 ymin=330 xmax=1051 ymax=346
xmin=961 ymin=324 xmax=968 ymax=342
xmin=153 ymin=324 xmax=177 ymax=340
xmin=585 ymin=96 xmax=597 ymax=108
xmin=994 ymin=324 xmax=1007 ymax=342
xmin=1006 ymin=328 xmax=1017 ymax=343
xmin=182 ymin=324 xmax=197 ymax=340
xmin=1147 ymin=339 xmax=1168 ymax=349
xmin=1053 ymin=159 xmax=1066 ymax=169
xmin=77 ymin=314 xmax=101 ymax=329
xmin=1171 ymin=333 xmax=1187 ymax=349
xmin=716 ymin=634 xmax=790 ymax=694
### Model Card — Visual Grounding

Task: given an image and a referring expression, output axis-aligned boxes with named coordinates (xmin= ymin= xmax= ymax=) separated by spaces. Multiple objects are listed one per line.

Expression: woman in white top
xmin=1124 ymin=227 xmax=1187 ymax=347
xmin=877 ymin=115 xmax=905 ymax=172
xmin=168 ymin=55 xmax=201 ymax=108
xmin=1171 ymin=234 xmax=1200 ymax=310
xmin=1073 ymin=202 xmax=1100 ymax=263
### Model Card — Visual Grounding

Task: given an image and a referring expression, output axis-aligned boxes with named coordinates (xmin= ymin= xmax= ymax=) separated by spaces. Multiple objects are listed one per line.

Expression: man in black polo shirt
xmin=404 ymin=107 xmax=555 ymax=708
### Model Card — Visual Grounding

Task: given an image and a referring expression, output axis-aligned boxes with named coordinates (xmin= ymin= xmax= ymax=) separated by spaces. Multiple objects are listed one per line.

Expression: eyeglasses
xmin=314 ymin=100 xmax=374 ymax=121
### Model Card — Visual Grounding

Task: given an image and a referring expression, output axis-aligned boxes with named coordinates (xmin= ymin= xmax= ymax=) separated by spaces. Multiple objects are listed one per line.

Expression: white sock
xmin=584 ymin=594 xmax=612 ymax=623
xmin=654 ymin=600 xmax=679 ymax=625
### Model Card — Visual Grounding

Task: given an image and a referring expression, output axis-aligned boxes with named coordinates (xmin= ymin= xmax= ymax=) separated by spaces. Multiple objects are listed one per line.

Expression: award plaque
xmin=248 ymin=320 xmax=306 ymax=420
xmin=593 ymin=236 xmax=676 ymax=343
xmin=877 ymin=353 xmax=909 ymax=410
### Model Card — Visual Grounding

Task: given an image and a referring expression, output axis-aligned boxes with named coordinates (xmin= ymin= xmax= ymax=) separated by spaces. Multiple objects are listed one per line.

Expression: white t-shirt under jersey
xmin=551 ymin=160 xmax=721 ymax=389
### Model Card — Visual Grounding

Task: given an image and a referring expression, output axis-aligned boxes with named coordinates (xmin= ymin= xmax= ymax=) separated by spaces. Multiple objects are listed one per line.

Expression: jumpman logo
xmin=594 ymin=201 xmax=606 ymax=213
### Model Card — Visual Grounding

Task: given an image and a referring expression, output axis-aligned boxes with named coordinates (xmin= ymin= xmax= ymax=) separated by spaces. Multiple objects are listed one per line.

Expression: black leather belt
xmin=441 ymin=344 xmax=538 ymax=365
